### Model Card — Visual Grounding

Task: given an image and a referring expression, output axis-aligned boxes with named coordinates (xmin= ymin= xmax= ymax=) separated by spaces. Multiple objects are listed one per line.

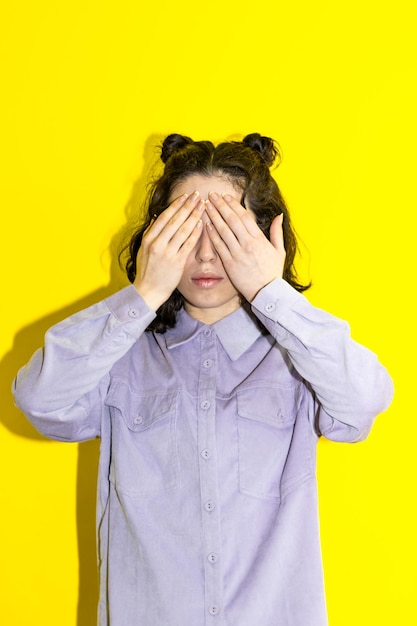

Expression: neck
xmin=183 ymin=302 xmax=242 ymax=325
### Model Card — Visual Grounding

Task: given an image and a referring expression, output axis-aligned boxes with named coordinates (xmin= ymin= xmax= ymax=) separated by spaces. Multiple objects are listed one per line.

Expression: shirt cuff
xmin=104 ymin=285 xmax=156 ymax=329
xmin=251 ymin=278 xmax=305 ymax=320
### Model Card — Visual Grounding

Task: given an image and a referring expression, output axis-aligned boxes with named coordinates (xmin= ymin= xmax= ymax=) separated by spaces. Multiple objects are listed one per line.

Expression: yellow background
xmin=1 ymin=1 xmax=415 ymax=624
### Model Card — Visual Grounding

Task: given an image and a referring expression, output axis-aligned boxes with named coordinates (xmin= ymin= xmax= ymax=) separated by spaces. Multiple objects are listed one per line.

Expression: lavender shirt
xmin=13 ymin=278 xmax=393 ymax=626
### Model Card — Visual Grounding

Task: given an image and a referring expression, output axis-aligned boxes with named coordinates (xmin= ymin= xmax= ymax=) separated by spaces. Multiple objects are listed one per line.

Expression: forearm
xmin=12 ymin=286 xmax=156 ymax=438
xmin=251 ymin=279 xmax=394 ymax=441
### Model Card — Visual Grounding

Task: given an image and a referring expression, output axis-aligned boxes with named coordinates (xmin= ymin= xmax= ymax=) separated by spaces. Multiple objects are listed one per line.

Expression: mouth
xmin=191 ymin=274 xmax=223 ymax=289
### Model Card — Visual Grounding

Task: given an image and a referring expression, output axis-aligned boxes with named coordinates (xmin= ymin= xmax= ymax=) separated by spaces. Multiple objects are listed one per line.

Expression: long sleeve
xmin=12 ymin=285 xmax=156 ymax=441
xmin=251 ymin=278 xmax=393 ymax=442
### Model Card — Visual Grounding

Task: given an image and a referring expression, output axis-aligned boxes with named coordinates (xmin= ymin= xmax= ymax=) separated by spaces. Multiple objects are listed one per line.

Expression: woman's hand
xmin=206 ymin=192 xmax=286 ymax=302
xmin=133 ymin=192 xmax=205 ymax=311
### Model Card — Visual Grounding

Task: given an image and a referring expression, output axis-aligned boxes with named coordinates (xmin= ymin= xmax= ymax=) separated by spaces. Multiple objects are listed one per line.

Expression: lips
xmin=191 ymin=273 xmax=223 ymax=288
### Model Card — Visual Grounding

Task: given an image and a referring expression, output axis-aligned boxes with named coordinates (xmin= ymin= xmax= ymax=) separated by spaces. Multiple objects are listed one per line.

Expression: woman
xmin=13 ymin=133 xmax=393 ymax=625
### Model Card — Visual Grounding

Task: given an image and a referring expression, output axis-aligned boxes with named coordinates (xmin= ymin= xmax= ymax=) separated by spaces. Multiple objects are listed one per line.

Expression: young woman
xmin=13 ymin=133 xmax=393 ymax=626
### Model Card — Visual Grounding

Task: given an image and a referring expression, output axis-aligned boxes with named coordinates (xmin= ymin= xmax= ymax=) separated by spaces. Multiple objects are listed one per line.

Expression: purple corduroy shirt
xmin=13 ymin=278 xmax=393 ymax=625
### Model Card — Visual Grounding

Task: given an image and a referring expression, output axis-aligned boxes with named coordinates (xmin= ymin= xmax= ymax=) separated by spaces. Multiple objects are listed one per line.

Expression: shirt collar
xmin=164 ymin=305 xmax=264 ymax=361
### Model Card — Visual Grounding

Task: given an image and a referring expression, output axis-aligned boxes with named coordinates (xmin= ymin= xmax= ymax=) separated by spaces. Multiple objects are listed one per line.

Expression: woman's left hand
xmin=206 ymin=192 xmax=286 ymax=302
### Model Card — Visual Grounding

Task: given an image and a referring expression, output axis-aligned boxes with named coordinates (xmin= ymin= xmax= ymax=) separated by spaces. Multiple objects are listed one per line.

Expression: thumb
xmin=270 ymin=213 xmax=285 ymax=252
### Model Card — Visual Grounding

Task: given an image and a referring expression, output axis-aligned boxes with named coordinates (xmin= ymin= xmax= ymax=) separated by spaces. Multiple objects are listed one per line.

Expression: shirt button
xmin=200 ymin=400 xmax=211 ymax=410
xmin=128 ymin=308 xmax=139 ymax=318
xmin=265 ymin=303 xmax=276 ymax=312
xmin=133 ymin=416 xmax=143 ymax=425
xmin=209 ymin=605 xmax=219 ymax=616
xmin=201 ymin=449 xmax=211 ymax=460
xmin=207 ymin=552 xmax=219 ymax=564
xmin=203 ymin=359 xmax=212 ymax=368
xmin=204 ymin=329 xmax=212 ymax=337
xmin=204 ymin=500 xmax=215 ymax=512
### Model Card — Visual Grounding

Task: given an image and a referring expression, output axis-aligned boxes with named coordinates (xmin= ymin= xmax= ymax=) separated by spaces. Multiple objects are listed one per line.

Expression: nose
xmin=195 ymin=217 xmax=217 ymax=262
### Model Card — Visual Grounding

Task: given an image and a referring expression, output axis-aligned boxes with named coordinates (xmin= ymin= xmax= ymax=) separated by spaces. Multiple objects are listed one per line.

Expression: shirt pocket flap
xmin=105 ymin=381 xmax=177 ymax=432
xmin=237 ymin=386 xmax=299 ymax=428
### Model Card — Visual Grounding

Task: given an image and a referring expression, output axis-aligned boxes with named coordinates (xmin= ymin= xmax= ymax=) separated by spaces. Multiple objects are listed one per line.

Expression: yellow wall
xmin=1 ymin=1 xmax=415 ymax=624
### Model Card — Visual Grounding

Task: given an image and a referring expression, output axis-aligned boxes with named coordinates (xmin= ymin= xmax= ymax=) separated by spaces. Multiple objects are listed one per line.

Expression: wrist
xmin=244 ymin=276 xmax=280 ymax=303
xmin=133 ymin=281 xmax=166 ymax=312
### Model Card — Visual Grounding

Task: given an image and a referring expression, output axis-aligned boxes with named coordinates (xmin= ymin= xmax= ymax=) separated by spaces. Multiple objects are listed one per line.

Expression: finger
xmin=269 ymin=214 xmax=285 ymax=252
xmin=220 ymin=193 xmax=247 ymax=217
xmin=177 ymin=218 xmax=204 ymax=256
xmin=208 ymin=192 xmax=259 ymax=241
xmin=206 ymin=195 xmax=251 ymax=252
xmin=205 ymin=220 xmax=233 ymax=262
xmin=207 ymin=192 xmax=247 ymax=238
xmin=143 ymin=213 xmax=159 ymax=235
xmin=151 ymin=192 xmax=196 ymax=230
xmin=221 ymin=193 xmax=261 ymax=237
xmin=205 ymin=203 xmax=240 ymax=253
xmin=144 ymin=193 xmax=188 ymax=239
xmin=169 ymin=200 xmax=206 ymax=249
xmin=149 ymin=192 xmax=201 ymax=241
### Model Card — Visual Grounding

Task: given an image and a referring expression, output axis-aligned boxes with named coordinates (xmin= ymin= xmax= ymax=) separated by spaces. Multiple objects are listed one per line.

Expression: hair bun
xmin=242 ymin=133 xmax=280 ymax=167
xmin=161 ymin=133 xmax=194 ymax=163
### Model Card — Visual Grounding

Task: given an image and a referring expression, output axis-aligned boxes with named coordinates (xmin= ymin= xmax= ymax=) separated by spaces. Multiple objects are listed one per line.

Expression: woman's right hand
xmin=133 ymin=191 xmax=205 ymax=311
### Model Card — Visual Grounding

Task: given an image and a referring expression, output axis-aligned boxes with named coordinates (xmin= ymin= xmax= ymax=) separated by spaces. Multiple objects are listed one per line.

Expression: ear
xmin=269 ymin=214 xmax=285 ymax=251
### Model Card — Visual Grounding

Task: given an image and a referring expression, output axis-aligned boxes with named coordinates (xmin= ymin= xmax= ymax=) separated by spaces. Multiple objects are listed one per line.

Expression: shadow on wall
xmin=0 ymin=133 xmax=166 ymax=626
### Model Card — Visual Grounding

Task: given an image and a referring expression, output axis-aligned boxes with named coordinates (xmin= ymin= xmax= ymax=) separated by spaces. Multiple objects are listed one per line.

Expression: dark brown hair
xmin=121 ymin=132 xmax=310 ymax=333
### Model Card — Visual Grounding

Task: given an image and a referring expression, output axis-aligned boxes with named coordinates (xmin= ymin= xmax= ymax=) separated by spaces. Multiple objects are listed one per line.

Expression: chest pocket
xmin=105 ymin=382 xmax=178 ymax=496
xmin=237 ymin=385 xmax=311 ymax=502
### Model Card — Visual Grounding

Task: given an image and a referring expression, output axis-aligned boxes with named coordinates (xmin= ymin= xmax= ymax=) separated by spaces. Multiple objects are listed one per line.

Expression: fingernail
xmin=222 ymin=193 xmax=232 ymax=202
xmin=197 ymin=200 xmax=205 ymax=211
xmin=209 ymin=192 xmax=218 ymax=200
xmin=206 ymin=201 xmax=214 ymax=210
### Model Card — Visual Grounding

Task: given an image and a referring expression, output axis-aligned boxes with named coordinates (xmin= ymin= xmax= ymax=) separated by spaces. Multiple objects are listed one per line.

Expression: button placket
xmin=197 ymin=327 xmax=223 ymax=621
